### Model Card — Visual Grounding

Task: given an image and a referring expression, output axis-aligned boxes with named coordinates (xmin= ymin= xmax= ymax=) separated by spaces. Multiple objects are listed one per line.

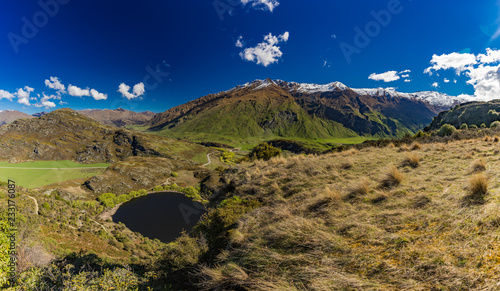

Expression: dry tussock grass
xmin=402 ymin=153 xmax=420 ymax=168
xmin=494 ymin=135 xmax=500 ymax=142
xmin=468 ymin=173 xmax=488 ymax=201
xmin=198 ymin=137 xmax=500 ymax=290
xmin=380 ymin=164 xmax=404 ymax=188
xmin=346 ymin=179 xmax=371 ymax=199
xmin=399 ymin=144 xmax=410 ymax=152
xmin=470 ymin=158 xmax=486 ymax=172
xmin=410 ymin=142 xmax=422 ymax=150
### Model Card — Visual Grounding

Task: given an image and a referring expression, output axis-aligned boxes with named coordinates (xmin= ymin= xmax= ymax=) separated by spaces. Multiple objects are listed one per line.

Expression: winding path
xmin=26 ymin=195 xmax=38 ymax=214
xmin=202 ymin=153 xmax=214 ymax=167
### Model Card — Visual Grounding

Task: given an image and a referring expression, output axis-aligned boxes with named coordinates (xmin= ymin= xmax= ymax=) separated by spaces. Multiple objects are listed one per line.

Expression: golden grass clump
xmin=387 ymin=142 xmax=396 ymax=148
xmin=399 ymin=144 xmax=410 ymax=152
xmin=471 ymin=158 xmax=486 ymax=172
xmin=410 ymin=142 xmax=422 ymax=150
xmin=494 ymin=135 xmax=500 ymax=142
xmin=346 ymin=179 xmax=371 ymax=199
xmin=380 ymin=164 xmax=404 ymax=188
xmin=484 ymin=136 xmax=491 ymax=142
xmin=468 ymin=173 xmax=488 ymax=200
xmin=342 ymin=148 xmax=358 ymax=156
xmin=340 ymin=159 xmax=354 ymax=170
xmin=402 ymin=153 xmax=420 ymax=168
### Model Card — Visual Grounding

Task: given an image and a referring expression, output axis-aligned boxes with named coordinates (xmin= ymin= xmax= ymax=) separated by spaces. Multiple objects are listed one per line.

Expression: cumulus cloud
xmin=368 ymin=70 xmax=411 ymax=82
xmin=241 ymin=0 xmax=280 ymax=12
xmin=404 ymin=79 xmax=411 ymax=83
xmin=235 ymin=36 xmax=244 ymax=48
xmin=118 ymin=83 xmax=145 ymax=100
xmin=90 ymin=89 xmax=107 ymax=100
xmin=424 ymin=52 xmax=477 ymax=75
xmin=444 ymin=78 xmax=450 ymax=83
xmin=35 ymin=94 xmax=57 ymax=109
xmin=431 ymin=82 xmax=439 ymax=88
xmin=239 ymin=32 xmax=289 ymax=67
xmin=425 ymin=48 xmax=500 ymax=101
xmin=15 ymin=86 xmax=34 ymax=106
xmin=67 ymin=85 xmax=91 ymax=97
xmin=0 ymin=90 xmax=14 ymax=100
xmin=368 ymin=71 xmax=400 ymax=82
xmin=44 ymin=76 xmax=66 ymax=93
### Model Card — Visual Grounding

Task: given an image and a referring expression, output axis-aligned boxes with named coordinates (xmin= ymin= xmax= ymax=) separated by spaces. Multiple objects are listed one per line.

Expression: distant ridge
xmin=77 ymin=108 xmax=155 ymax=127
xmin=147 ymin=78 xmax=451 ymax=141
xmin=0 ymin=110 xmax=33 ymax=126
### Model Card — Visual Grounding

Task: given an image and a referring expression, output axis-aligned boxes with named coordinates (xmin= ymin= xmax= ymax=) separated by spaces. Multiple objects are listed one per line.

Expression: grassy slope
xmin=198 ymin=136 xmax=500 ymax=290
xmin=0 ymin=161 xmax=110 ymax=188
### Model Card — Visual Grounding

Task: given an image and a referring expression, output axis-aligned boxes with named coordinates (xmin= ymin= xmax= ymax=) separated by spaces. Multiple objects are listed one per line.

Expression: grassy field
xmin=0 ymin=160 xmax=109 ymax=189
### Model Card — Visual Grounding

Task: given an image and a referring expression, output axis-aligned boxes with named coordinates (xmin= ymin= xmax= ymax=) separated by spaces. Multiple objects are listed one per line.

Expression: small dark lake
xmin=112 ymin=191 xmax=206 ymax=243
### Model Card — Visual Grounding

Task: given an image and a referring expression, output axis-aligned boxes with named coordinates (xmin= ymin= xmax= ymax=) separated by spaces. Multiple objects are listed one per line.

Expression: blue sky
xmin=0 ymin=0 xmax=500 ymax=113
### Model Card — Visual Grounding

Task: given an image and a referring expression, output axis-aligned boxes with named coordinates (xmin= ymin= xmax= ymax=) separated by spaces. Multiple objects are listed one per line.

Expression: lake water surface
xmin=112 ymin=191 xmax=206 ymax=243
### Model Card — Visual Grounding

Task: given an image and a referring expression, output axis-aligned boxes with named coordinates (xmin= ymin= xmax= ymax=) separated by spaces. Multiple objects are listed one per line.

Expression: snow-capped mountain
xmin=239 ymin=79 xmax=473 ymax=108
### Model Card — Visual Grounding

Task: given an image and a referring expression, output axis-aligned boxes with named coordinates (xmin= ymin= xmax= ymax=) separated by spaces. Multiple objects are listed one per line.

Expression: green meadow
xmin=0 ymin=160 xmax=109 ymax=189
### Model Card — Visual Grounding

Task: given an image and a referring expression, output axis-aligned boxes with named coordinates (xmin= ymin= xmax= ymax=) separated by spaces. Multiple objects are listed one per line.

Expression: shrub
xmin=97 ymin=193 xmax=117 ymax=208
xmin=480 ymin=123 xmax=487 ymax=128
xmin=471 ymin=159 xmax=486 ymax=172
xmin=469 ymin=173 xmax=488 ymax=200
xmin=490 ymin=121 xmax=500 ymax=128
xmin=171 ymin=172 xmax=179 ymax=177
xmin=437 ymin=124 xmax=457 ymax=137
xmin=153 ymin=186 xmax=164 ymax=192
xmin=248 ymin=142 xmax=282 ymax=161
xmin=41 ymin=202 xmax=50 ymax=210
xmin=469 ymin=124 xmax=478 ymax=129
xmin=413 ymin=130 xmax=427 ymax=138
xmin=459 ymin=123 xmax=468 ymax=130
xmin=380 ymin=165 xmax=404 ymax=188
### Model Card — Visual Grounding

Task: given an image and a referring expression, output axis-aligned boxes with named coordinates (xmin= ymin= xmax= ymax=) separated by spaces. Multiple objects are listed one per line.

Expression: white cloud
xmin=431 ymin=82 xmax=439 ymax=88
xmin=90 ymin=89 xmax=107 ymax=100
xmin=67 ymin=85 xmax=91 ymax=97
xmin=368 ymin=71 xmax=400 ymax=82
xmin=118 ymin=83 xmax=145 ymax=100
xmin=404 ymin=79 xmax=411 ymax=83
xmin=424 ymin=52 xmax=477 ymax=75
xmin=241 ymin=0 xmax=280 ymax=12
xmin=425 ymin=48 xmax=500 ymax=101
xmin=35 ymin=94 xmax=57 ymax=109
xmin=44 ymin=76 xmax=66 ymax=93
xmin=323 ymin=60 xmax=332 ymax=68
xmin=15 ymin=86 xmax=34 ymax=106
xmin=401 ymin=74 xmax=410 ymax=78
xmin=235 ymin=36 xmax=244 ymax=48
xmin=400 ymin=69 xmax=411 ymax=73
xmin=239 ymin=32 xmax=289 ymax=67
xmin=444 ymin=78 xmax=450 ymax=83
xmin=0 ymin=90 xmax=14 ymax=100
xmin=477 ymin=48 xmax=500 ymax=64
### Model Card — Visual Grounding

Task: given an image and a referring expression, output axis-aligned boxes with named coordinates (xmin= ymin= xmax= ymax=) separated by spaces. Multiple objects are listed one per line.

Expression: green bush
xmin=413 ymin=130 xmax=428 ymax=138
xmin=41 ymin=202 xmax=51 ymax=210
xmin=490 ymin=121 xmax=500 ymax=128
xmin=171 ymin=172 xmax=179 ymax=177
xmin=470 ymin=124 xmax=478 ymax=129
xmin=437 ymin=124 xmax=457 ymax=137
xmin=459 ymin=123 xmax=468 ymax=130
xmin=480 ymin=123 xmax=487 ymax=128
xmin=152 ymin=186 xmax=164 ymax=192
xmin=248 ymin=142 xmax=282 ymax=161
xmin=220 ymin=151 xmax=236 ymax=164
xmin=97 ymin=193 xmax=117 ymax=208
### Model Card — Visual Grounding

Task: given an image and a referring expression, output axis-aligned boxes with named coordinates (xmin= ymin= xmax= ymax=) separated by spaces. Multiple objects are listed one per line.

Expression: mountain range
xmin=147 ymin=79 xmax=465 ymax=142
xmin=0 ymin=79 xmax=478 ymax=146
